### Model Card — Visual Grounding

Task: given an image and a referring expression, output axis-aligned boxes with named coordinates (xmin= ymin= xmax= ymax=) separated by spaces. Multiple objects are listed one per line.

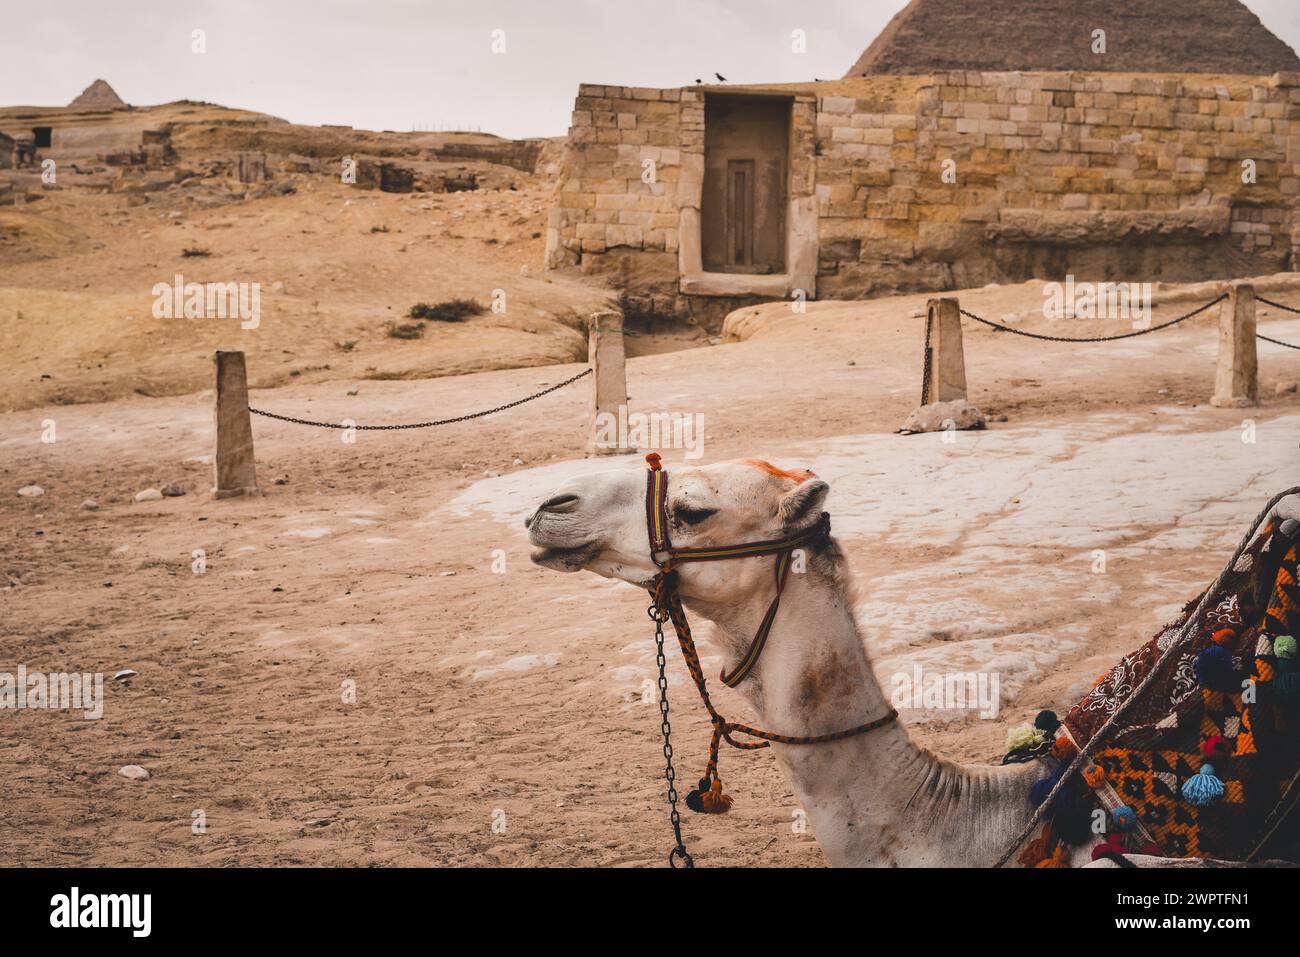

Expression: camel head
xmin=525 ymin=458 xmax=829 ymax=601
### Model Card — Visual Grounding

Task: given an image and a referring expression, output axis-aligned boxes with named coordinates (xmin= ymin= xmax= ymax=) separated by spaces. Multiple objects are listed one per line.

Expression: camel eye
xmin=675 ymin=506 xmax=717 ymax=527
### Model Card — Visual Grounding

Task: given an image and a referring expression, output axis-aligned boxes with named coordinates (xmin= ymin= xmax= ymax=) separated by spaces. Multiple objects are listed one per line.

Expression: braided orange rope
xmin=652 ymin=571 xmax=898 ymax=813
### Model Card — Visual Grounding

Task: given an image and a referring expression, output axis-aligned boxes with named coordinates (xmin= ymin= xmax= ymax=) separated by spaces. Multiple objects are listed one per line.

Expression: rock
xmin=899 ymin=399 xmax=987 ymax=435
xmin=484 ymin=469 xmax=501 ymax=478
xmin=81 ymin=499 xmax=98 ymax=510
xmin=113 ymin=669 xmax=138 ymax=682
xmin=118 ymin=765 xmax=150 ymax=781
xmin=161 ymin=483 xmax=185 ymax=497
xmin=134 ymin=488 xmax=163 ymax=502
xmin=17 ymin=485 xmax=44 ymax=497
xmin=274 ymin=476 xmax=289 ymax=486
xmin=440 ymin=571 xmax=457 ymax=577
xmin=512 ymin=458 xmax=524 ymax=466
xmin=1276 ymin=381 xmax=1297 ymax=396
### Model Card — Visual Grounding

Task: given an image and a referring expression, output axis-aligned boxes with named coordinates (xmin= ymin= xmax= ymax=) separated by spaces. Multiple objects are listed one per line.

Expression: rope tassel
xmin=686 ymin=775 xmax=733 ymax=814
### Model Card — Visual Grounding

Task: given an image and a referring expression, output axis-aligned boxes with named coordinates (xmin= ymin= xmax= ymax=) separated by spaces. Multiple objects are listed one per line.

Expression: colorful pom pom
xmin=1212 ymin=628 xmax=1237 ymax=646
xmin=1034 ymin=710 xmax=1061 ymax=734
xmin=1051 ymin=736 xmax=1077 ymax=761
xmin=1182 ymin=764 xmax=1225 ymax=807
xmin=1083 ymin=763 xmax=1107 ymax=789
xmin=1194 ymin=645 xmax=1238 ymax=692
xmin=1275 ymin=635 xmax=1297 ymax=660
xmin=1006 ymin=723 xmax=1047 ymax=753
xmin=1111 ymin=805 xmax=1137 ymax=831
xmin=1029 ymin=765 xmax=1066 ymax=806
xmin=1202 ymin=735 xmax=1232 ymax=760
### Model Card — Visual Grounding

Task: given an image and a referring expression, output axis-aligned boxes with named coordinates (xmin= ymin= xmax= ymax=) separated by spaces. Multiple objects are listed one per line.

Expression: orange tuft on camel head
xmin=737 ymin=458 xmax=817 ymax=484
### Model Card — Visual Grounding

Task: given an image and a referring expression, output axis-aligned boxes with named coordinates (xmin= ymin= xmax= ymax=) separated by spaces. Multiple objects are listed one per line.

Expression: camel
xmin=525 ymin=457 xmax=1300 ymax=868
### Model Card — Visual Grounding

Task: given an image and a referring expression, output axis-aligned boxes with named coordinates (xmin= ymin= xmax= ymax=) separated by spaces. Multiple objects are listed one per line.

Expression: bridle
xmin=642 ymin=451 xmax=898 ymax=867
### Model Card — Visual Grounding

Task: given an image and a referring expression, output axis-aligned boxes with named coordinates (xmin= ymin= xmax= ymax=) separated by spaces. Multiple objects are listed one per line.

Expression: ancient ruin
xmin=545 ymin=2 xmax=1300 ymax=328
xmin=847 ymin=0 xmax=1300 ymax=76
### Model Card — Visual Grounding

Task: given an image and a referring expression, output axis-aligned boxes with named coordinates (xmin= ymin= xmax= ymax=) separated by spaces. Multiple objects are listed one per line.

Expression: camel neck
xmin=690 ymin=557 xmax=1039 ymax=866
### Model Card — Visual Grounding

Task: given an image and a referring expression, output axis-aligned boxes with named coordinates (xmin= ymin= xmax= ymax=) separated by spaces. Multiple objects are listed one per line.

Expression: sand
xmin=4 ymin=271 xmax=1300 ymax=866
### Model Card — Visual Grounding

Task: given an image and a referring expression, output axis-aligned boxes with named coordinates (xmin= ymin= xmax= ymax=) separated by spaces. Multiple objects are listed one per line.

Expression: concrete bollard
xmin=587 ymin=310 xmax=632 ymax=456
xmin=923 ymin=297 xmax=968 ymax=405
xmin=213 ymin=351 xmax=262 ymax=498
xmin=899 ymin=296 xmax=984 ymax=434
xmin=1211 ymin=283 xmax=1258 ymax=408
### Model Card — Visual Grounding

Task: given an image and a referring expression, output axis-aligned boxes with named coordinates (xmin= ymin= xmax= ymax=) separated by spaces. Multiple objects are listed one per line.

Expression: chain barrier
xmin=958 ymin=294 xmax=1227 ymax=343
xmin=920 ymin=308 xmax=934 ymax=407
xmin=248 ymin=367 xmax=591 ymax=430
xmin=1255 ymin=296 xmax=1300 ymax=350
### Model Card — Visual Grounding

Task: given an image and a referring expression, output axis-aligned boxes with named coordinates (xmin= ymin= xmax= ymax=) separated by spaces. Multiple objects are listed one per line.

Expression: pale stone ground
xmin=3 ymin=282 xmax=1300 ymax=867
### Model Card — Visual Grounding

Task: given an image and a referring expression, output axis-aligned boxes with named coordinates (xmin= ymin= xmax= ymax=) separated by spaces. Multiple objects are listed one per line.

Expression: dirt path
xmin=3 ymin=281 xmax=1300 ymax=866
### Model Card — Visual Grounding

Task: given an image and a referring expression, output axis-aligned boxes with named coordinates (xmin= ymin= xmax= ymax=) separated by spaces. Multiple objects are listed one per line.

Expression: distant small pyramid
xmin=68 ymin=79 xmax=126 ymax=110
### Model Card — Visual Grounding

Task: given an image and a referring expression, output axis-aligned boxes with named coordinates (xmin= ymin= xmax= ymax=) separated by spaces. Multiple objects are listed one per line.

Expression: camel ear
xmin=778 ymin=478 xmax=829 ymax=529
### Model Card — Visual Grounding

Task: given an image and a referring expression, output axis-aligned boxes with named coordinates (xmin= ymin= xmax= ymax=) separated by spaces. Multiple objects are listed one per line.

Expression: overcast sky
xmin=4 ymin=0 xmax=1300 ymax=140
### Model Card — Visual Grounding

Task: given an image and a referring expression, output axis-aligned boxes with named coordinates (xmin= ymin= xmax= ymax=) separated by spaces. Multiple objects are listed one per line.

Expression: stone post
xmin=1211 ymin=283 xmax=1258 ymax=408
xmin=213 ymin=351 xmax=261 ymax=498
xmin=923 ymin=297 xmax=968 ymax=404
xmin=587 ymin=311 xmax=631 ymax=456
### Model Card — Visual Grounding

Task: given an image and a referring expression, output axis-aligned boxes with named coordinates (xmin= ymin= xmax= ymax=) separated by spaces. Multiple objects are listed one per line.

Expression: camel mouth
xmin=529 ymin=542 xmax=600 ymax=572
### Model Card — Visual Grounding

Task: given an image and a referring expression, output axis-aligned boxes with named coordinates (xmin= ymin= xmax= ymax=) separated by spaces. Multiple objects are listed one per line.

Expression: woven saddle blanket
xmin=1057 ymin=520 xmax=1300 ymax=862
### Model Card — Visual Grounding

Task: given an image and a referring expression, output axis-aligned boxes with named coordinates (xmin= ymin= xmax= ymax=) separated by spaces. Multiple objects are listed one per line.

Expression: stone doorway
xmin=701 ymin=95 xmax=789 ymax=274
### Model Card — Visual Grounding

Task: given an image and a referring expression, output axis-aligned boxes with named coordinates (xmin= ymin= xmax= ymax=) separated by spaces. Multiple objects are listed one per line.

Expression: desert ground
xmin=4 ymin=161 xmax=1300 ymax=866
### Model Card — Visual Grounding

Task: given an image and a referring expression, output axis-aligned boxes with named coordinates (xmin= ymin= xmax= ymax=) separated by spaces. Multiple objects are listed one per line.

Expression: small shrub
xmin=369 ymin=225 xmax=390 ymax=234
xmin=336 ymin=340 xmax=358 ymax=352
xmin=407 ymin=299 xmax=484 ymax=323
xmin=386 ymin=321 xmax=426 ymax=340
xmin=181 ymin=247 xmax=212 ymax=257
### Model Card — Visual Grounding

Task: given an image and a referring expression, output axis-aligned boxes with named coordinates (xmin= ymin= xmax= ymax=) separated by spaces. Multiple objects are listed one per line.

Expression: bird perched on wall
xmin=714 ymin=73 xmax=727 ymax=82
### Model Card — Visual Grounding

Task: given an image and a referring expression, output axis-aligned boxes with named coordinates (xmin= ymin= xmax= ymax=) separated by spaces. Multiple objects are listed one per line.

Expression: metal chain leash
xmin=649 ymin=603 xmax=693 ymax=869
xmin=248 ymin=367 xmax=592 ymax=430
xmin=959 ymin=294 xmax=1226 ymax=343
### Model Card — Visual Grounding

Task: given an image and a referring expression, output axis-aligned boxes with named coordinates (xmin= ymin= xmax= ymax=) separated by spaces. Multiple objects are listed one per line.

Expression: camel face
xmin=526 ymin=460 xmax=828 ymax=600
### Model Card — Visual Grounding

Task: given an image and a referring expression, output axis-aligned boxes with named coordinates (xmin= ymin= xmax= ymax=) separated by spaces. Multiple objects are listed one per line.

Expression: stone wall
xmin=547 ymin=72 xmax=1300 ymax=321
xmin=545 ymin=83 xmax=687 ymax=286
xmin=816 ymin=71 xmax=1300 ymax=297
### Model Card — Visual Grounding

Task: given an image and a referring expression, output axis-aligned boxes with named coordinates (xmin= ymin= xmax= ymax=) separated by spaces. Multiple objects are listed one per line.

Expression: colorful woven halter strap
xmin=642 ymin=451 xmax=898 ymax=818
xmin=644 ymin=451 xmax=830 ymax=687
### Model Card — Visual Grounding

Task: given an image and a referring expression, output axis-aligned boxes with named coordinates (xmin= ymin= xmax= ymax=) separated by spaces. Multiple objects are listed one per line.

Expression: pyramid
xmin=846 ymin=0 xmax=1300 ymax=77
xmin=67 ymin=79 xmax=126 ymax=110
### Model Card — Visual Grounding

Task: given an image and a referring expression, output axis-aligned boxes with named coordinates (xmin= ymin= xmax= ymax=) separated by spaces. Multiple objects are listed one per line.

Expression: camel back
xmin=1059 ymin=524 xmax=1300 ymax=862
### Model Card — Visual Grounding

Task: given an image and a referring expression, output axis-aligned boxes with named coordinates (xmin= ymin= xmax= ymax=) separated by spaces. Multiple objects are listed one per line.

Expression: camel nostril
xmin=539 ymin=493 xmax=580 ymax=514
